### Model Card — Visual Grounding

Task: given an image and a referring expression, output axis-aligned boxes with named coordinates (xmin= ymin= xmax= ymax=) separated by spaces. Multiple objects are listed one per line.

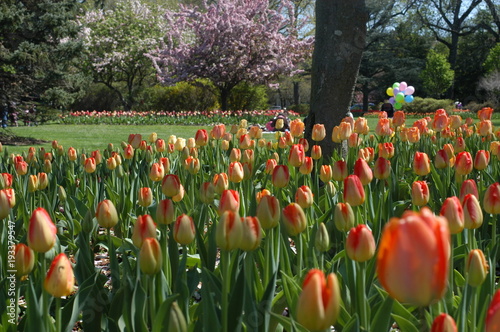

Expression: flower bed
xmin=1 ymin=107 xmax=500 ymax=331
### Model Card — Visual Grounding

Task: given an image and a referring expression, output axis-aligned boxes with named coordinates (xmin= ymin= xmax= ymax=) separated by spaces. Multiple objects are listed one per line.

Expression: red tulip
xmin=174 ymin=214 xmax=196 ymax=245
xmin=430 ymin=313 xmax=457 ymax=332
xmin=346 ymin=224 xmax=376 ymax=262
xmin=216 ymin=210 xmax=243 ymax=251
xmin=486 ymin=289 xmax=500 ymax=332
xmin=256 ymin=195 xmax=280 ymax=230
xmin=162 ymin=174 xmax=181 ymax=197
xmin=218 ymin=189 xmax=240 ymax=215
xmin=156 ymin=199 xmax=175 ymax=225
xmin=484 ymin=182 xmax=500 ymax=214
xmin=272 ymin=165 xmax=290 ymax=188
xmin=413 ymin=151 xmax=430 ymax=176
xmin=132 ymin=215 xmax=157 ymax=248
xmin=440 ymin=196 xmax=464 ymax=234
xmin=282 ymin=203 xmax=307 ymax=236
xmin=295 ymin=185 xmax=314 ymax=209
xmin=455 ymin=151 xmax=473 ymax=176
xmin=28 ymin=208 xmax=57 ymax=253
xmin=353 ymin=158 xmax=373 ymax=185
xmin=288 ymin=144 xmax=305 ymax=167
xmin=239 ymin=216 xmax=262 ymax=251
xmin=374 ymin=157 xmax=391 ymax=180
xmin=343 ymin=175 xmax=365 ymax=207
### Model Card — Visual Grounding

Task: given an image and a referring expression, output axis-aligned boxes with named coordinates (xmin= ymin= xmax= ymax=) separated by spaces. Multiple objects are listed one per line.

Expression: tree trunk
xmin=220 ymin=86 xmax=231 ymax=111
xmin=305 ymin=0 xmax=368 ymax=161
xmin=293 ymin=81 xmax=300 ymax=106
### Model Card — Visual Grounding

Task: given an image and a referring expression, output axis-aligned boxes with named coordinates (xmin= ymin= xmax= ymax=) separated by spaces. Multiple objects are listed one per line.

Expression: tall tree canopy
xmin=79 ymin=0 xmax=167 ymax=110
xmin=0 ymin=0 xmax=84 ymax=108
xmin=147 ymin=0 xmax=313 ymax=111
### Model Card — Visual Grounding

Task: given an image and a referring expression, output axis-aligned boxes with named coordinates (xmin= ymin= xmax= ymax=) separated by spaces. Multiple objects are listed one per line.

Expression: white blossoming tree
xmin=80 ymin=0 xmax=167 ymax=110
xmin=147 ymin=0 xmax=313 ymax=111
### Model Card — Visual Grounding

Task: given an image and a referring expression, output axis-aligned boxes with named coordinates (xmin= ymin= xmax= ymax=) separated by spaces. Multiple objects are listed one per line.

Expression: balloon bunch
xmin=386 ymin=82 xmax=415 ymax=110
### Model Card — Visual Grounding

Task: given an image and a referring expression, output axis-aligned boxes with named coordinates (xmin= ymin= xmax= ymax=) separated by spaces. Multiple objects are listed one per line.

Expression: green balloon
xmin=395 ymin=92 xmax=405 ymax=102
xmin=394 ymin=102 xmax=403 ymax=109
xmin=392 ymin=82 xmax=400 ymax=89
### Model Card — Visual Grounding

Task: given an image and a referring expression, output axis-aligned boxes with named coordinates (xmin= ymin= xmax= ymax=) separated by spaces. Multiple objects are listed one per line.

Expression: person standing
xmin=380 ymin=101 xmax=394 ymax=118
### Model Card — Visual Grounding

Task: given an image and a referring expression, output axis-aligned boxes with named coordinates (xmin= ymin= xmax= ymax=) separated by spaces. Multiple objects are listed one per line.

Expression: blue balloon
xmin=404 ymin=95 xmax=414 ymax=103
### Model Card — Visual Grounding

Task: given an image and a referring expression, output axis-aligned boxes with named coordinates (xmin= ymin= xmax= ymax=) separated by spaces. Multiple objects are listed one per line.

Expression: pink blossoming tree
xmin=148 ymin=0 xmax=313 ymax=111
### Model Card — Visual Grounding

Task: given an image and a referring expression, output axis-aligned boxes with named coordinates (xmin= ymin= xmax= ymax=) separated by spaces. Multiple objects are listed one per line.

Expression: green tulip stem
xmin=55 ymin=297 xmax=62 ymax=332
xmin=14 ymin=278 xmax=20 ymax=326
xmin=148 ymin=274 xmax=156 ymax=328
xmin=356 ymin=262 xmax=369 ymax=331
xmin=492 ymin=216 xmax=498 ymax=252
xmin=221 ymin=249 xmax=231 ymax=332
xmin=296 ymin=234 xmax=303 ymax=275
xmin=162 ymin=225 xmax=172 ymax=292
xmin=470 ymin=286 xmax=477 ymax=332
xmin=468 ymin=229 xmax=475 ymax=250
xmin=41 ymin=253 xmax=49 ymax=332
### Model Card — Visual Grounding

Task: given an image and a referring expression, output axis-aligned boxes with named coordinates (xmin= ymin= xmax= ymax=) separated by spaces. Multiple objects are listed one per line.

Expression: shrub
xmin=464 ymin=101 xmax=497 ymax=114
xmin=70 ymin=83 xmax=122 ymax=112
xmin=402 ymin=97 xmax=455 ymax=114
xmin=289 ymin=104 xmax=310 ymax=115
xmin=227 ymin=82 xmax=268 ymax=111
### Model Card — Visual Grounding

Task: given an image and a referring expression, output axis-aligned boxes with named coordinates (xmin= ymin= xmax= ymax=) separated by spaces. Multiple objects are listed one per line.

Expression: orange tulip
xmin=353 ymin=158 xmax=373 ymax=185
xmin=132 ymin=215 xmax=157 ymax=248
xmin=346 ymin=224 xmax=376 ymax=262
xmin=282 ymin=203 xmax=307 ymax=236
xmin=123 ymin=144 xmax=134 ymax=159
xmin=156 ymin=199 xmax=175 ymax=225
xmin=478 ymin=120 xmax=493 ymax=137
xmin=96 ymin=199 xmax=119 ymax=228
xmin=430 ymin=313 xmax=457 ymax=332
xmin=334 ymin=202 xmax=355 ymax=232
xmin=290 ymin=119 xmax=305 ymax=137
xmin=194 ymin=129 xmax=208 ymax=147
xmin=453 ymin=136 xmax=466 ymax=153
xmin=339 ymin=121 xmax=352 ymax=141
xmin=377 ymin=207 xmax=450 ymax=306
xmin=14 ymin=243 xmax=35 ymax=278
xmin=0 ymin=189 xmax=12 ymax=219
xmin=272 ymin=165 xmax=290 ymax=188
xmin=474 ymin=150 xmax=490 ymax=170
xmin=393 ymin=111 xmax=405 ymax=127
xmin=354 ymin=117 xmax=369 ymax=135
xmin=411 ymin=181 xmax=430 ymax=207
xmin=295 ymin=185 xmax=314 ymax=209
xmin=296 ymin=269 xmax=340 ymax=331
xmin=213 ymin=172 xmax=229 ymax=194
xmin=67 ymin=147 xmax=77 ymax=161
xmin=264 ymin=158 xmax=277 ymax=175
xmin=484 ymin=182 xmax=500 ymax=214
xmin=299 ymin=156 xmax=314 ymax=175
xmin=288 ymin=144 xmax=305 ymax=167
xmin=138 ymin=187 xmax=153 ymax=207
xmin=162 ymin=174 xmax=181 ymax=197
xmin=459 ymin=179 xmax=479 ymax=203
xmin=15 ymin=160 xmax=28 ymax=175
xmin=44 ymin=253 xmax=74 ymax=297
xmin=374 ymin=157 xmax=391 ymax=180
xmin=256 ymin=195 xmax=280 ymax=230
xmin=216 ymin=210 xmax=243 ymax=251
xmin=28 ymin=174 xmax=39 ymax=193
xmin=106 ymin=157 xmax=117 ymax=170
xmin=455 ymin=151 xmax=473 ymax=176
xmin=1 ymin=173 xmax=13 ymax=188
xmin=466 ymin=249 xmax=489 ymax=287
xmin=407 ymin=126 xmax=421 ymax=143
xmin=343 ymin=175 xmax=365 ymax=207
xmin=486 ymin=289 xmax=500 ymax=332
xmin=378 ymin=142 xmax=395 ymax=159
xmin=331 ymin=126 xmax=341 ymax=143
xmin=463 ymin=194 xmax=483 ymax=230
xmin=312 ymin=124 xmax=326 ymax=141
xmin=440 ymin=196 xmax=464 ymax=234
xmin=228 ymin=161 xmax=244 ymax=183
xmin=28 ymin=207 xmax=57 ymax=253
xmin=139 ymin=238 xmax=162 ymax=275
xmin=332 ymin=160 xmax=348 ymax=181
xmin=218 ymin=189 xmax=240 ymax=215
xmin=239 ymin=216 xmax=262 ymax=251
xmin=319 ymin=165 xmax=333 ymax=183
xmin=347 ymin=133 xmax=361 ymax=148
xmin=200 ymin=182 xmax=215 ymax=204
xmin=149 ymin=163 xmax=165 ymax=182
xmin=375 ymin=118 xmax=393 ymax=136
xmin=413 ymin=151 xmax=430 ymax=176
xmin=298 ymin=137 xmax=309 ymax=152
xmin=173 ymin=214 xmax=196 ymax=245
xmin=478 ymin=107 xmax=493 ymax=121
xmin=433 ymin=109 xmax=449 ymax=132
xmin=211 ymin=124 xmax=226 ymax=139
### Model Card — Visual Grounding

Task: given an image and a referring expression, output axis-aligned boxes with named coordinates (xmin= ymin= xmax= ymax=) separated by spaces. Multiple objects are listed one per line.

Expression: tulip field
xmin=2 ymin=107 xmax=500 ymax=332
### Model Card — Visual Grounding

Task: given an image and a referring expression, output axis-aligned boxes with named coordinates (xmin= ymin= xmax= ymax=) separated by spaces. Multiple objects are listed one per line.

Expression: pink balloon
xmin=399 ymin=82 xmax=407 ymax=91
xmin=405 ymin=86 xmax=415 ymax=95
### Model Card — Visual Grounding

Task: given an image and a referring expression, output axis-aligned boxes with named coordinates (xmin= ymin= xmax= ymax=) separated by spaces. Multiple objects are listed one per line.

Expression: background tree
xmin=420 ymin=49 xmax=454 ymax=98
xmin=305 ymin=0 xmax=368 ymax=161
xmin=148 ymin=0 xmax=313 ymax=111
xmin=0 ymin=0 xmax=84 ymax=110
xmin=79 ymin=0 xmax=167 ymax=110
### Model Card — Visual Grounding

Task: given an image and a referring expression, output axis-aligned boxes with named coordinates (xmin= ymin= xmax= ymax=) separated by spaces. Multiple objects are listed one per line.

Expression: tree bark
xmin=305 ymin=0 xmax=368 ymax=161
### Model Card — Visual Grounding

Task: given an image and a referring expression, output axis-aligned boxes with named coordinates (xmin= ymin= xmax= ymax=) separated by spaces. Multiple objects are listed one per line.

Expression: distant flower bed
xmin=59 ymin=109 xmax=301 ymax=125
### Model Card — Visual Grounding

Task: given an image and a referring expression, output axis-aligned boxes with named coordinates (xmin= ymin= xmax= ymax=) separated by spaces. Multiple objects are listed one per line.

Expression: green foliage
xmin=463 ymin=100 xmax=496 ymax=113
xmin=289 ymin=104 xmax=310 ymax=115
xmin=420 ymin=50 xmax=454 ymax=98
xmin=137 ymin=81 xmax=218 ymax=112
xmin=402 ymin=97 xmax=454 ymax=114
xmin=70 ymin=83 xmax=122 ymax=111
xmin=227 ymin=82 xmax=268 ymax=111
xmin=483 ymin=43 xmax=500 ymax=73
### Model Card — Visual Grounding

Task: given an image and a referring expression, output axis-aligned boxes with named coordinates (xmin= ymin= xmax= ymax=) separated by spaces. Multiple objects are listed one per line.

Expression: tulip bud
xmin=265 ymin=159 xmax=277 ymax=175
xmin=296 ymin=269 xmax=340 ymax=330
xmin=298 ymin=156 xmax=313 ymax=175
xmin=37 ymin=172 xmax=48 ymax=190
xmin=159 ymin=157 xmax=169 ymax=173
xmin=484 ymin=182 xmax=500 ymax=214
xmin=58 ymin=185 xmax=67 ymax=202
xmin=139 ymin=237 xmax=162 ymax=275
xmin=28 ymin=207 xmax=57 ymax=253
xmin=95 ymin=199 xmax=119 ymax=229
xmin=213 ymin=173 xmax=229 ymax=195
xmin=44 ymin=253 xmax=74 ymax=297
xmin=156 ymin=199 xmax=175 ymax=225
xmin=138 ymin=187 xmax=153 ymax=207
xmin=334 ymin=202 xmax=355 ymax=232
xmin=0 ymin=190 xmax=11 ymax=219
xmin=218 ymin=189 xmax=240 ymax=215
xmin=282 ymin=203 xmax=307 ymax=236
xmin=271 ymin=165 xmax=290 ymax=188
xmin=455 ymin=151 xmax=473 ymax=176
xmin=216 ymin=210 xmax=243 ymax=251
xmin=462 ymin=194 xmax=483 ymax=229
xmin=346 ymin=224 xmax=375 ymax=262
xmin=295 ymin=185 xmax=314 ymax=209
xmin=373 ymin=157 xmax=391 ymax=180
xmin=377 ymin=207 xmax=450 ymax=306
xmin=411 ymin=181 xmax=430 ymax=207
xmin=256 ymin=195 xmax=280 ymax=230
xmin=15 ymin=160 xmax=28 ymax=175
xmin=413 ymin=151 xmax=431 ymax=176
xmin=319 ymin=165 xmax=333 ymax=183
xmin=439 ymin=196 xmax=464 ymax=234
xmin=168 ymin=302 xmax=188 ymax=332
xmin=84 ymin=157 xmax=96 ymax=173
xmin=229 ymin=148 xmax=241 ymax=162
xmin=315 ymin=223 xmax=330 ymax=252
xmin=149 ymin=163 xmax=165 ymax=182
xmin=200 ymin=182 xmax=215 ymax=204
xmin=132 ymin=215 xmax=157 ymax=248
xmin=343 ymin=175 xmax=365 ymax=207
xmin=15 ymin=243 xmax=35 ymax=278
xmin=466 ymin=249 xmax=489 ymax=287
xmin=174 ymin=214 xmax=196 ymax=245
xmin=1 ymin=173 xmax=13 ymax=188
xmin=162 ymin=174 xmax=181 ymax=198
xmin=331 ymin=160 xmax=348 ymax=181
xmin=290 ymin=119 xmax=305 ymax=138
xmin=431 ymin=313 xmax=457 ymax=332
xmin=474 ymin=150 xmax=490 ymax=170
xmin=486 ymin=290 xmax=500 ymax=332
xmin=239 ymin=216 xmax=262 ymax=251
xmin=353 ymin=158 xmax=373 ymax=185
xmin=68 ymin=147 xmax=77 ymax=161
xmin=288 ymin=144 xmax=305 ymax=167
xmin=312 ymin=124 xmax=326 ymax=141
xmin=228 ymin=161 xmax=244 ymax=183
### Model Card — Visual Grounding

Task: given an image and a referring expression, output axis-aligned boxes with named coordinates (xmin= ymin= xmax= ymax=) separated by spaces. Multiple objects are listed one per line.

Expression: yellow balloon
xmin=386 ymin=87 xmax=394 ymax=96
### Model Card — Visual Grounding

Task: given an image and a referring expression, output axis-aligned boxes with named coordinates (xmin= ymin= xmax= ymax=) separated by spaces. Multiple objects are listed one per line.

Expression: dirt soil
xmin=0 ymin=131 xmax=48 ymax=146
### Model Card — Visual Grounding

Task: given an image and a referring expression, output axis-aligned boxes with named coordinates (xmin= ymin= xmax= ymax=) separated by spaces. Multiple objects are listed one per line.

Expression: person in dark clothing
xmin=1 ymin=103 xmax=9 ymax=128
xmin=380 ymin=101 xmax=394 ymax=118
